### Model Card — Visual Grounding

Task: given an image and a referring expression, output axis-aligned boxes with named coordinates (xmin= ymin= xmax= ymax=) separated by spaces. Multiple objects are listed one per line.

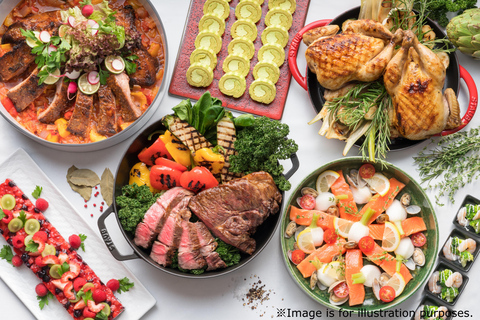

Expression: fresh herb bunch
xmin=414 ymin=0 xmax=477 ymax=27
xmin=116 ymin=184 xmax=161 ymax=233
xmin=230 ymin=116 xmax=298 ymax=191
xmin=0 ymin=245 xmax=14 ymax=264
xmin=413 ymin=127 xmax=480 ymax=205
xmin=117 ymin=277 xmax=135 ymax=293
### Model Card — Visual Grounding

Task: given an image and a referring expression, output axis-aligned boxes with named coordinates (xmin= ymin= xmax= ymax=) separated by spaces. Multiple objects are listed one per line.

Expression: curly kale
xmin=229 ymin=116 xmax=298 ymax=191
xmin=415 ymin=0 xmax=477 ymax=27
xmin=215 ymin=239 xmax=241 ymax=267
xmin=116 ymin=184 xmax=160 ymax=233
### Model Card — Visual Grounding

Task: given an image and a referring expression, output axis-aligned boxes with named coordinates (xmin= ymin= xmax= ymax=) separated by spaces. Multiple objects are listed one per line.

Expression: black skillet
xmin=288 ymin=7 xmax=477 ymax=150
xmin=97 ymin=118 xmax=299 ymax=279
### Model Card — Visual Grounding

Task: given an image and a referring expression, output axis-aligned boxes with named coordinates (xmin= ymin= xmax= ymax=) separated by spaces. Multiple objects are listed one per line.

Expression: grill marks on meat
xmin=38 ymin=81 xmax=70 ymax=123
xmin=188 ymin=172 xmax=282 ymax=255
xmin=114 ymin=5 xmax=138 ymax=42
xmin=129 ymin=47 xmax=159 ymax=87
xmin=66 ymin=91 xmax=93 ymax=136
xmin=97 ymin=85 xmax=117 ymax=135
xmin=0 ymin=42 xmax=36 ymax=81
xmin=7 ymin=68 xmax=46 ymax=112
xmin=107 ymin=72 xmax=142 ymax=121
xmin=2 ymin=11 xmax=62 ymax=44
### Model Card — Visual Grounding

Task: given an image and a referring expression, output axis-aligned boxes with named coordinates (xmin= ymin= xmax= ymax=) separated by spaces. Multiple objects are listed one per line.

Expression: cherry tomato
xmin=291 ymin=249 xmax=306 ymax=264
xmin=150 ymin=165 xmax=182 ymax=190
xmin=155 ymin=157 xmax=187 ymax=172
xmin=333 ymin=281 xmax=349 ymax=299
xmin=411 ymin=232 xmax=427 ymax=247
xmin=180 ymin=166 xmax=218 ymax=193
xmin=323 ymin=229 xmax=337 ymax=244
xmin=298 ymin=194 xmax=316 ymax=210
xmin=359 ymin=164 xmax=375 ymax=179
xmin=379 ymin=286 xmax=395 ymax=302
xmin=358 ymin=236 xmax=375 ymax=254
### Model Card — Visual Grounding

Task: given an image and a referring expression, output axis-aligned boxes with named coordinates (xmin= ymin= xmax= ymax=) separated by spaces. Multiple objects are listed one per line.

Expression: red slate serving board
xmin=169 ymin=0 xmax=311 ymax=120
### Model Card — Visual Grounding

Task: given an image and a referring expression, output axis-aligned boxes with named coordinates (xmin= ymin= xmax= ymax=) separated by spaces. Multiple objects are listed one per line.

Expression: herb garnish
xmin=124 ymin=55 xmax=139 ymax=74
xmin=25 ymin=241 xmax=39 ymax=253
xmin=117 ymin=277 xmax=135 ymax=293
xmin=0 ymin=245 xmax=14 ymax=264
xmin=79 ymin=234 xmax=88 ymax=251
xmin=0 ymin=209 xmax=5 ymax=220
xmin=38 ymin=291 xmax=54 ymax=310
xmin=18 ymin=211 xmax=27 ymax=225
xmin=32 ymin=186 xmax=43 ymax=199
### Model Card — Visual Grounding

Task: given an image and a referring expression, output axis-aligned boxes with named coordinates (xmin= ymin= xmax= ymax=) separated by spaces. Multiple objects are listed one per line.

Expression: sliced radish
xmin=47 ymin=45 xmax=57 ymax=55
xmin=39 ymin=31 xmax=51 ymax=43
xmin=65 ymin=70 xmax=81 ymax=80
xmin=67 ymin=82 xmax=78 ymax=100
xmin=111 ymin=58 xmax=124 ymax=71
xmin=87 ymin=71 xmax=99 ymax=85
xmin=87 ymin=19 xmax=99 ymax=36
xmin=68 ymin=16 xmax=77 ymax=28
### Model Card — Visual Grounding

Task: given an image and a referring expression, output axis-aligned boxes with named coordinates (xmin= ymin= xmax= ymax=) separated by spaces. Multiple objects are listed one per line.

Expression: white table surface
xmin=1 ymin=0 xmax=480 ymax=319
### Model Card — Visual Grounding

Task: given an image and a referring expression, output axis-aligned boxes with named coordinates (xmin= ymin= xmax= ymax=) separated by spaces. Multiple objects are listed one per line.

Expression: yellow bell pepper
xmin=159 ymin=130 xmax=175 ymax=145
xmin=131 ymin=91 xmax=147 ymax=109
xmin=55 ymin=118 xmax=70 ymax=138
xmin=129 ymin=162 xmax=154 ymax=192
xmin=46 ymin=132 xmax=59 ymax=143
xmin=193 ymin=148 xmax=225 ymax=174
xmin=89 ymin=129 xmax=107 ymax=142
xmin=165 ymin=142 xmax=191 ymax=167
xmin=120 ymin=122 xmax=132 ymax=131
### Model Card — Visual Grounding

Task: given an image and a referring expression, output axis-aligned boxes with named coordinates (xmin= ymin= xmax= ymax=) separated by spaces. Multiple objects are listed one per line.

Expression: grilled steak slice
xmin=134 ymin=187 xmax=189 ymax=249
xmin=67 ymin=91 xmax=93 ymax=136
xmin=107 ymin=72 xmax=142 ymax=121
xmin=7 ymin=67 xmax=46 ymax=112
xmin=97 ymin=85 xmax=117 ymax=135
xmin=178 ymin=221 xmax=207 ymax=270
xmin=115 ymin=5 xmax=138 ymax=40
xmin=150 ymin=241 xmax=175 ymax=266
xmin=189 ymin=172 xmax=282 ymax=255
xmin=0 ymin=42 xmax=36 ymax=81
xmin=38 ymin=80 xmax=69 ymax=123
xmin=129 ymin=47 xmax=159 ymax=87
xmin=195 ymin=222 xmax=227 ymax=271
xmin=2 ymin=11 xmax=62 ymax=44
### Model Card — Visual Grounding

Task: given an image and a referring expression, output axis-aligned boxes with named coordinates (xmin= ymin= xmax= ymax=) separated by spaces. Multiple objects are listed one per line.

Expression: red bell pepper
xmin=180 ymin=167 xmax=218 ymax=193
xmin=154 ymin=157 xmax=187 ymax=172
xmin=150 ymin=165 xmax=182 ymax=190
xmin=1 ymin=96 xmax=18 ymax=117
xmin=138 ymin=137 xmax=172 ymax=166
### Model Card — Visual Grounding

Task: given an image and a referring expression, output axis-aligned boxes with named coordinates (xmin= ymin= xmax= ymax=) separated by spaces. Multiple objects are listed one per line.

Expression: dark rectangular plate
xmin=169 ymin=0 xmax=311 ymax=120
xmin=439 ymin=228 xmax=480 ymax=272
xmin=452 ymin=194 xmax=480 ymax=239
xmin=423 ymin=261 xmax=469 ymax=306
xmin=411 ymin=296 xmax=453 ymax=320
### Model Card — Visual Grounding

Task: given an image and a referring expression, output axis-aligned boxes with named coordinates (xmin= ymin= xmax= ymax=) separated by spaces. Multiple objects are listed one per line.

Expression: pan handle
xmin=439 ymin=65 xmax=478 ymax=136
xmin=97 ymin=205 xmax=139 ymax=261
xmin=288 ymin=19 xmax=332 ymax=91
xmin=284 ymin=153 xmax=300 ymax=181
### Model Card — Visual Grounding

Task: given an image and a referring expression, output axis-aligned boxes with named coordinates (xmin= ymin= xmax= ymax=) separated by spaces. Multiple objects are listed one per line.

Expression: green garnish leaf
xmin=80 ymin=0 xmax=92 ymax=6
xmin=95 ymin=312 xmax=109 ymax=320
xmin=0 ymin=245 xmax=14 ymax=264
xmin=117 ymin=277 xmax=134 ymax=293
xmin=0 ymin=209 xmax=5 ymax=220
xmin=57 ymin=262 xmax=70 ymax=276
xmin=98 ymin=68 xmax=109 ymax=85
xmin=38 ymin=291 xmax=54 ymax=310
xmin=18 ymin=211 xmax=27 ymax=225
xmin=124 ymin=55 xmax=138 ymax=75
xmin=78 ymin=288 xmax=93 ymax=304
xmin=79 ymin=234 xmax=87 ymax=252
xmin=25 ymin=242 xmax=39 ymax=253
xmin=32 ymin=186 xmax=43 ymax=199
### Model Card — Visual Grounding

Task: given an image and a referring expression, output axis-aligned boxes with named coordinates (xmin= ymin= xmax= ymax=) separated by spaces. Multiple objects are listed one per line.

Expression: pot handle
xmin=439 ymin=65 xmax=478 ymax=136
xmin=288 ymin=19 xmax=332 ymax=91
xmin=284 ymin=153 xmax=300 ymax=181
xmin=97 ymin=205 xmax=139 ymax=261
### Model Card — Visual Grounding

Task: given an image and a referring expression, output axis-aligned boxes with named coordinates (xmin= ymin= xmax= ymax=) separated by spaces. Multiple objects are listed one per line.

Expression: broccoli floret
xmin=441 ymin=286 xmax=459 ymax=302
xmin=459 ymin=251 xmax=473 ymax=267
xmin=469 ymin=219 xmax=480 ymax=233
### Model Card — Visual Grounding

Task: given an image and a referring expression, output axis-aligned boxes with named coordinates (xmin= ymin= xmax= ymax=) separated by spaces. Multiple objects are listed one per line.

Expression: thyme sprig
xmin=413 ymin=127 xmax=480 ymax=206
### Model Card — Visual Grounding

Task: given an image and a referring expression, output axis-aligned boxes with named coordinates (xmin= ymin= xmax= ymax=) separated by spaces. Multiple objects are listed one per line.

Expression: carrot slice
xmin=345 ymin=249 xmax=365 ymax=306
xmin=288 ymin=206 xmax=335 ymax=229
xmin=368 ymin=217 xmax=427 ymax=240
xmin=358 ymin=178 xmax=405 ymax=225
xmin=331 ymin=171 xmax=360 ymax=222
xmin=296 ymin=239 xmax=346 ymax=278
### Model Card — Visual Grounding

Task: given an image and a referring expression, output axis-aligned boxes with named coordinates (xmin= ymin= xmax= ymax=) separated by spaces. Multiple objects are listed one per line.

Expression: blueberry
xmin=34 ymin=208 xmax=40 ymax=213
xmin=37 ymin=270 xmax=46 ymax=278
xmin=21 ymin=253 xmax=30 ymax=263
xmin=43 ymin=275 xmax=50 ymax=282
xmin=25 ymin=262 xmax=31 ymax=268
xmin=38 ymin=219 xmax=44 ymax=226
xmin=21 ymin=204 xmax=27 ymax=210
xmin=6 ymin=238 xmax=12 ymax=245
xmin=21 ymin=194 xmax=28 ymax=200
xmin=0 ymin=229 xmax=3 ymax=235
xmin=74 ymin=309 xmax=82 ymax=318
xmin=55 ymin=288 xmax=61 ymax=295
xmin=8 ymin=181 xmax=16 ymax=187
xmin=64 ymin=301 xmax=71 ymax=309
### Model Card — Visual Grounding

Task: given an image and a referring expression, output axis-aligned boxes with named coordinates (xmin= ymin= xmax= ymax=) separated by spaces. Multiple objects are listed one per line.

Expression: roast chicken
xmin=304 ymin=19 xmax=403 ymax=90
xmin=384 ymin=30 xmax=461 ymax=140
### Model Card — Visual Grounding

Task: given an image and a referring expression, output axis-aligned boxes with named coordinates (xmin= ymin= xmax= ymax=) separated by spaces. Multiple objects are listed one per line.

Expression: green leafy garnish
xmin=117 ymin=277 xmax=135 ymax=293
xmin=32 ymin=186 xmax=43 ymax=199
xmin=215 ymin=239 xmax=241 ymax=267
xmin=38 ymin=291 xmax=54 ymax=310
xmin=77 ymin=288 xmax=94 ymax=304
xmin=124 ymin=55 xmax=138 ymax=75
xmin=0 ymin=209 xmax=5 ymax=220
xmin=79 ymin=234 xmax=87 ymax=252
xmin=57 ymin=262 xmax=70 ymax=276
xmin=18 ymin=211 xmax=27 ymax=225
xmin=98 ymin=67 xmax=109 ymax=85
xmin=95 ymin=312 xmax=109 ymax=320
xmin=0 ymin=245 xmax=14 ymax=264
xmin=80 ymin=0 xmax=92 ymax=6
xmin=25 ymin=242 xmax=39 ymax=253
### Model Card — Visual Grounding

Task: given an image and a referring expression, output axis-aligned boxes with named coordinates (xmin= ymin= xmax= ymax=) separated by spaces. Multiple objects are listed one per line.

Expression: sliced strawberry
xmin=73 ymin=277 xmax=87 ymax=292
xmin=58 ymin=252 xmax=69 ymax=264
xmin=32 ymin=238 xmax=45 ymax=254
xmin=87 ymin=300 xmax=105 ymax=313
xmin=51 ymin=279 xmax=69 ymax=291
xmin=74 ymin=299 xmax=86 ymax=310
xmin=63 ymin=281 xmax=75 ymax=300
xmin=35 ymin=256 xmax=46 ymax=267
xmin=61 ymin=271 xmax=76 ymax=282
xmin=1 ymin=209 xmax=13 ymax=223
xmin=83 ymin=307 xmax=96 ymax=318
xmin=32 ymin=231 xmax=47 ymax=243
xmin=69 ymin=261 xmax=81 ymax=277
xmin=42 ymin=255 xmax=60 ymax=265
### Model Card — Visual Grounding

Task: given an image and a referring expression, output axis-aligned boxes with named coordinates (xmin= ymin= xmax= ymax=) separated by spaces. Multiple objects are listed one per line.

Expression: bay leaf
xmin=67 ymin=165 xmax=93 ymax=201
xmin=100 ymin=168 xmax=114 ymax=206
xmin=70 ymin=169 xmax=101 ymax=187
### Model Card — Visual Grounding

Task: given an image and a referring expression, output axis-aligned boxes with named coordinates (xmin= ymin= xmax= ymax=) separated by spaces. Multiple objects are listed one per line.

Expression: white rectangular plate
xmin=0 ymin=148 xmax=156 ymax=320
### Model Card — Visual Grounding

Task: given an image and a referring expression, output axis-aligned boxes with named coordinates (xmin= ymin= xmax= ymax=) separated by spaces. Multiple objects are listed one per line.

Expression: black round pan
xmin=97 ymin=118 xmax=299 ymax=278
xmin=289 ymin=6 xmax=477 ymax=150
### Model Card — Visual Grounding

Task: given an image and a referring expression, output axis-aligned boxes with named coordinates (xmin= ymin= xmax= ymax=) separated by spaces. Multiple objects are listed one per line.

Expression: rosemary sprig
xmin=413 ymin=127 xmax=480 ymax=206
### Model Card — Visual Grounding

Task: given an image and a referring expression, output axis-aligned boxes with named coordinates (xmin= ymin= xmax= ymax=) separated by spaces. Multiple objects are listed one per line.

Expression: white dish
xmin=0 ymin=148 xmax=156 ymax=320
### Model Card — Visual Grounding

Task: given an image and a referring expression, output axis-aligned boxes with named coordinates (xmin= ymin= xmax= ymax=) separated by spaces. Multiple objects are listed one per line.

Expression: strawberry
xmin=68 ymin=234 xmax=81 ymax=249
xmin=12 ymin=234 xmax=25 ymax=249
xmin=69 ymin=261 xmax=81 ymax=277
xmin=57 ymin=252 xmax=69 ymax=264
xmin=92 ymin=289 xmax=106 ymax=303
xmin=32 ymin=238 xmax=45 ymax=255
xmin=74 ymin=299 xmax=86 ymax=310
xmin=83 ymin=306 xmax=96 ymax=318
xmin=35 ymin=283 xmax=48 ymax=297
xmin=32 ymin=231 xmax=47 ymax=243
xmin=63 ymin=281 xmax=75 ymax=300
xmin=35 ymin=256 xmax=46 ymax=267
xmin=107 ymin=279 xmax=120 ymax=292
xmin=87 ymin=300 xmax=105 ymax=313
xmin=42 ymin=255 xmax=60 ymax=265
xmin=35 ymin=198 xmax=49 ymax=212
xmin=1 ymin=209 xmax=13 ymax=224
xmin=51 ymin=279 xmax=69 ymax=291
xmin=73 ymin=277 xmax=87 ymax=292
xmin=61 ymin=271 xmax=76 ymax=282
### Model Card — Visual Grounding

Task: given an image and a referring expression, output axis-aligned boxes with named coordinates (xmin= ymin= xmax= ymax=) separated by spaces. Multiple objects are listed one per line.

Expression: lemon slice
xmin=365 ymin=173 xmax=390 ymax=196
xmin=333 ymin=217 xmax=353 ymax=238
xmin=296 ymin=229 xmax=316 ymax=254
xmin=324 ymin=261 xmax=345 ymax=281
xmin=385 ymin=272 xmax=406 ymax=297
xmin=316 ymin=170 xmax=340 ymax=193
xmin=382 ymin=221 xmax=401 ymax=252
